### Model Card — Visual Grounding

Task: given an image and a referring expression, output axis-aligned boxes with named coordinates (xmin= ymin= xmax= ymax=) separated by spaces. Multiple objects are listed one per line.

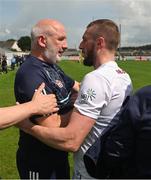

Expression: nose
xmin=62 ymin=40 xmax=68 ymax=51
xmin=79 ymin=41 xmax=83 ymax=50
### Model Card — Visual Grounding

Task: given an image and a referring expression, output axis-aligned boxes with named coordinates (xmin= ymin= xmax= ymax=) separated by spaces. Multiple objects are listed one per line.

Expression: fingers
xmin=43 ymin=105 xmax=59 ymax=116
xmin=36 ymin=82 xmax=45 ymax=94
xmin=43 ymin=106 xmax=59 ymax=116
xmin=32 ymin=86 xmax=59 ymax=115
xmin=53 ymin=107 xmax=59 ymax=113
xmin=45 ymin=107 xmax=59 ymax=116
xmin=48 ymin=94 xmax=56 ymax=100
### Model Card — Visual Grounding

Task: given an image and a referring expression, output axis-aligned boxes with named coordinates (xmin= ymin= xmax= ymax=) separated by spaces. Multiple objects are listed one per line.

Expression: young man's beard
xmin=83 ymin=48 xmax=95 ymax=67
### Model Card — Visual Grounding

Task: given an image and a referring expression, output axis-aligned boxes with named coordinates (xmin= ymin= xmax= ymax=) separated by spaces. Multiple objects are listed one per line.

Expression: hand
xmin=31 ymin=83 xmax=59 ymax=115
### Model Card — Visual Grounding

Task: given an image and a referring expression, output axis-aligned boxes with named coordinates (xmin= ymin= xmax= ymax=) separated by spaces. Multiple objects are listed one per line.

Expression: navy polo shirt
xmin=14 ymin=55 xmax=74 ymax=159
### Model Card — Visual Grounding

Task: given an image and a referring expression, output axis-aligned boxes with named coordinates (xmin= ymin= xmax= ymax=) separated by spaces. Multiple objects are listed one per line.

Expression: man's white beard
xmin=44 ymin=48 xmax=57 ymax=64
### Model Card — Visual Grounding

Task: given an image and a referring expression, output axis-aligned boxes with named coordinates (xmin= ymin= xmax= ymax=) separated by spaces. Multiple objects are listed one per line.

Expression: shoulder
xmin=126 ymin=85 xmax=151 ymax=113
xmin=16 ymin=57 xmax=44 ymax=77
xmin=84 ymin=69 xmax=107 ymax=81
xmin=133 ymin=85 xmax=151 ymax=104
xmin=135 ymin=85 xmax=151 ymax=96
xmin=83 ymin=67 xmax=115 ymax=87
xmin=80 ymin=70 xmax=112 ymax=98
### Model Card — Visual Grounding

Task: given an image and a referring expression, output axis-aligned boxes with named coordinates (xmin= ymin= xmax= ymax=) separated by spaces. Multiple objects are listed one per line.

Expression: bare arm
xmin=34 ymin=108 xmax=73 ymax=130
xmin=40 ymin=80 xmax=80 ymax=127
xmin=35 ymin=81 xmax=80 ymax=128
xmin=17 ymin=108 xmax=95 ymax=152
xmin=35 ymin=113 xmax=61 ymax=128
xmin=0 ymin=83 xmax=58 ymax=129
xmin=72 ymin=81 xmax=80 ymax=92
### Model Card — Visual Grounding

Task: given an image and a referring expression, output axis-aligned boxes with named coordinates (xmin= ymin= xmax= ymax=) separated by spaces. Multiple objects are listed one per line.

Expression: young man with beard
xmin=15 ymin=19 xmax=79 ymax=179
xmin=17 ymin=19 xmax=132 ymax=179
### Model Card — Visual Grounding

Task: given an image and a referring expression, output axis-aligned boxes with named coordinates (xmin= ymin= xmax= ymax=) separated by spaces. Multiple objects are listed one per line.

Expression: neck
xmin=31 ymin=50 xmax=46 ymax=63
xmin=94 ymin=50 xmax=115 ymax=69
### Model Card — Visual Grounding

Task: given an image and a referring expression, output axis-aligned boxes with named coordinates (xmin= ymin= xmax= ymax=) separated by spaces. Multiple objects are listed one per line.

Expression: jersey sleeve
xmin=74 ymin=73 xmax=112 ymax=120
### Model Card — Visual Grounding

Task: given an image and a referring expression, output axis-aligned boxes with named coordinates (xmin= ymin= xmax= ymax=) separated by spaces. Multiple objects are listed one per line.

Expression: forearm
xmin=0 ymin=102 xmax=36 ymax=129
xmin=21 ymin=122 xmax=75 ymax=152
xmin=60 ymin=110 xmax=73 ymax=127
xmin=18 ymin=110 xmax=95 ymax=152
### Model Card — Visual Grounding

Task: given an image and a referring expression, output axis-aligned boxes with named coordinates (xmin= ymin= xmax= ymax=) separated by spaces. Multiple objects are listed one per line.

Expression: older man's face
xmin=44 ymin=24 xmax=67 ymax=64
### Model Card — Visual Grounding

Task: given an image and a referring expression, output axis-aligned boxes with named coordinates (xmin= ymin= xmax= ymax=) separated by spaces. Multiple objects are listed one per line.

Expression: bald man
xmin=15 ymin=19 xmax=79 ymax=179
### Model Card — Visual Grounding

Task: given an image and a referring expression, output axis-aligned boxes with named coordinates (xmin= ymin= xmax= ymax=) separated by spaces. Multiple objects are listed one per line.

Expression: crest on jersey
xmin=79 ymin=88 xmax=96 ymax=104
xmin=55 ymin=80 xmax=63 ymax=88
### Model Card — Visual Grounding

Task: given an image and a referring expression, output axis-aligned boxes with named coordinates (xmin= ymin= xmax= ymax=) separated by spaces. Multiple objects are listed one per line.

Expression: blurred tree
xmin=17 ymin=36 xmax=31 ymax=51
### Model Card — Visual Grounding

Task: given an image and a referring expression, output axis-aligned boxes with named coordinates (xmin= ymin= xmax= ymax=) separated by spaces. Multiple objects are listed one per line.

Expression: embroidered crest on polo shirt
xmin=116 ymin=69 xmax=125 ymax=74
xmin=55 ymin=80 xmax=63 ymax=88
xmin=79 ymin=88 xmax=96 ymax=104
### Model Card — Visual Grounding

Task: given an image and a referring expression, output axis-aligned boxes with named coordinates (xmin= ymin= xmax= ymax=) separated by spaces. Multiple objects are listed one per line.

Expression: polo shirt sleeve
xmin=15 ymin=68 xmax=54 ymax=121
xmin=74 ymin=73 xmax=112 ymax=120
xmin=15 ymin=69 xmax=49 ymax=103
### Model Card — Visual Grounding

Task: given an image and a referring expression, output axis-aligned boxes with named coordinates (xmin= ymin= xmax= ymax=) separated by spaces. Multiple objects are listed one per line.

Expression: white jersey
xmin=73 ymin=61 xmax=133 ymax=179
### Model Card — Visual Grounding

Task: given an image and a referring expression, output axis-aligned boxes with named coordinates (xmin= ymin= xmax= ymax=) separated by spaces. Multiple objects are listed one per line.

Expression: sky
xmin=0 ymin=0 xmax=151 ymax=48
